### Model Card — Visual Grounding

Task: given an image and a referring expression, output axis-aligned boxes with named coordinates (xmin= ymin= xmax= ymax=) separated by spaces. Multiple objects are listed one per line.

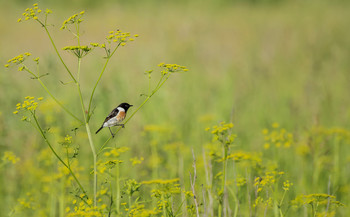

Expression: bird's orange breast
xmin=116 ymin=111 xmax=126 ymax=122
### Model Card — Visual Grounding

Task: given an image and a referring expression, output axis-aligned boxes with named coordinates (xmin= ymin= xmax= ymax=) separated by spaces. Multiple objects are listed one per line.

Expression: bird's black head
xmin=118 ymin=102 xmax=133 ymax=112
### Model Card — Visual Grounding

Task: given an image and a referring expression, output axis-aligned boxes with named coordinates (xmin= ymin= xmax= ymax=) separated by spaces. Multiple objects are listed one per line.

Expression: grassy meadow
xmin=1 ymin=1 xmax=350 ymax=216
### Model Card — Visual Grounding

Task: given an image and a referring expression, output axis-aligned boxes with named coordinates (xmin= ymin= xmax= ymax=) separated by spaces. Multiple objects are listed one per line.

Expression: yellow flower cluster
xmin=206 ymin=121 xmax=236 ymax=146
xmin=62 ymin=46 xmax=92 ymax=58
xmin=97 ymin=159 xmax=123 ymax=174
xmin=262 ymin=123 xmax=293 ymax=149
xmin=14 ymin=96 xmax=44 ymax=114
xmin=292 ymin=193 xmax=344 ymax=208
xmin=66 ymin=200 xmax=107 ymax=217
xmin=152 ymin=185 xmax=181 ymax=198
xmin=236 ymin=176 xmax=247 ymax=187
xmin=254 ymin=171 xmax=284 ymax=193
xmin=158 ymin=63 xmax=189 ymax=75
xmin=124 ymin=179 xmax=142 ymax=197
xmin=226 ymin=150 xmax=262 ymax=164
xmin=155 ymin=199 xmax=166 ymax=211
xmin=103 ymin=146 xmax=129 ymax=157
xmin=5 ymin=52 xmax=31 ymax=68
xmin=207 ymin=122 xmax=234 ymax=135
xmin=62 ymin=46 xmax=91 ymax=52
xmin=310 ymin=126 xmax=350 ymax=143
xmin=90 ymin=43 xmax=106 ymax=49
xmin=282 ymin=180 xmax=293 ymax=191
xmin=183 ymin=190 xmax=194 ymax=197
xmin=130 ymin=156 xmax=144 ymax=165
xmin=106 ymin=30 xmax=138 ymax=46
xmin=253 ymin=196 xmax=272 ymax=208
xmin=2 ymin=151 xmax=20 ymax=164
xmin=61 ymin=11 xmax=85 ymax=30
xmin=18 ymin=196 xmax=36 ymax=209
xmin=129 ymin=204 xmax=159 ymax=217
xmin=17 ymin=3 xmax=47 ymax=23
xmin=141 ymin=178 xmax=180 ymax=185
xmin=64 ymin=135 xmax=72 ymax=143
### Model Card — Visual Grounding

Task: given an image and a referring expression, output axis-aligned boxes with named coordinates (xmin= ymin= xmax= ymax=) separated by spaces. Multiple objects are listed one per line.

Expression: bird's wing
xmin=103 ymin=107 xmax=119 ymax=123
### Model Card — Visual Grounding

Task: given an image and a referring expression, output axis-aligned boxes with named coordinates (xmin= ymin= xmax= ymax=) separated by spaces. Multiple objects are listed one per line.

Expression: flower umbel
xmin=106 ymin=29 xmax=138 ymax=46
xmin=158 ymin=63 xmax=188 ymax=75
xmin=62 ymin=46 xmax=92 ymax=58
xmin=18 ymin=3 xmax=45 ymax=23
xmin=2 ymin=151 xmax=20 ymax=164
xmin=14 ymin=96 xmax=43 ymax=114
xmin=61 ymin=11 xmax=85 ymax=30
xmin=5 ymin=53 xmax=31 ymax=68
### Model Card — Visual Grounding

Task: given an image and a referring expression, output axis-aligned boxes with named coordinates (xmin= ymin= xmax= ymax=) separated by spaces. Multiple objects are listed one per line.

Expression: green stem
xmin=116 ymin=163 xmax=120 ymax=215
xmin=42 ymin=25 xmax=77 ymax=83
xmin=278 ymin=190 xmax=287 ymax=217
xmin=128 ymin=195 xmax=132 ymax=216
xmin=220 ymin=144 xmax=228 ymax=217
xmin=76 ymin=58 xmax=97 ymax=207
xmin=76 ymin=22 xmax=80 ymax=46
xmin=66 ymin=146 xmax=70 ymax=168
xmin=86 ymin=123 xmax=97 ymax=208
xmin=31 ymin=112 xmax=87 ymax=195
xmin=87 ymin=44 xmax=121 ymax=120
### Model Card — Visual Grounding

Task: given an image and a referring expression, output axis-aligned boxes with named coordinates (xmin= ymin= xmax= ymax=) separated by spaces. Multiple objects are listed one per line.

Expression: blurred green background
xmin=1 ymin=0 xmax=350 ymax=216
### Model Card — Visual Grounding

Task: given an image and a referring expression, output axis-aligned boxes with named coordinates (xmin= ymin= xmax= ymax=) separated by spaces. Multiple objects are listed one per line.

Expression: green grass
xmin=1 ymin=1 xmax=350 ymax=216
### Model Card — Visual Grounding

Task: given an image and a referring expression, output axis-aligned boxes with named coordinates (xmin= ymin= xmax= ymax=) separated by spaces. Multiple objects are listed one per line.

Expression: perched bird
xmin=95 ymin=102 xmax=133 ymax=137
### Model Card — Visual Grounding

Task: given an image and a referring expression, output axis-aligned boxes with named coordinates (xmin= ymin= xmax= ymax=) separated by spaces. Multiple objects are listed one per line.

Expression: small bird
xmin=95 ymin=102 xmax=133 ymax=137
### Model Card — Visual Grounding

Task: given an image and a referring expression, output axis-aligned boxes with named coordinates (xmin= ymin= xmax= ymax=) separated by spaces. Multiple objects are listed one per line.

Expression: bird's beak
xmin=130 ymin=105 xmax=133 ymax=107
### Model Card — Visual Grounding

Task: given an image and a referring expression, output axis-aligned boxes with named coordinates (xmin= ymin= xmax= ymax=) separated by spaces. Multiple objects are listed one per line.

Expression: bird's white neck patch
xmin=118 ymin=107 xmax=125 ymax=112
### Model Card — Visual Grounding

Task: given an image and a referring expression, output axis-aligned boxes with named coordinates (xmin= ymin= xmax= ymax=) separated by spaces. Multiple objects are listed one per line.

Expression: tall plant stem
xmin=219 ymin=144 xmax=228 ymax=217
xmin=85 ymin=123 xmax=97 ymax=207
xmin=76 ymin=58 xmax=97 ymax=207
xmin=87 ymin=44 xmax=120 ymax=119
xmin=116 ymin=163 xmax=121 ymax=214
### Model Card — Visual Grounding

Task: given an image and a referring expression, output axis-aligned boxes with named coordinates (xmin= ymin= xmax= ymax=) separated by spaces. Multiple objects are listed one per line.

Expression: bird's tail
xmin=95 ymin=126 xmax=103 ymax=134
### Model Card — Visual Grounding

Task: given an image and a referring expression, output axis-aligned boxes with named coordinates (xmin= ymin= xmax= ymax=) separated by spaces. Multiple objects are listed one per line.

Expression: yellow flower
xmin=272 ymin=122 xmax=280 ymax=128
xmin=2 ymin=151 xmax=20 ymax=164
xmin=263 ymin=143 xmax=270 ymax=149
xmin=86 ymin=199 xmax=93 ymax=205
xmin=65 ymin=207 xmax=71 ymax=212
xmin=262 ymin=128 xmax=269 ymax=135
xmin=130 ymin=156 xmax=144 ymax=165
xmin=141 ymin=178 xmax=180 ymax=185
